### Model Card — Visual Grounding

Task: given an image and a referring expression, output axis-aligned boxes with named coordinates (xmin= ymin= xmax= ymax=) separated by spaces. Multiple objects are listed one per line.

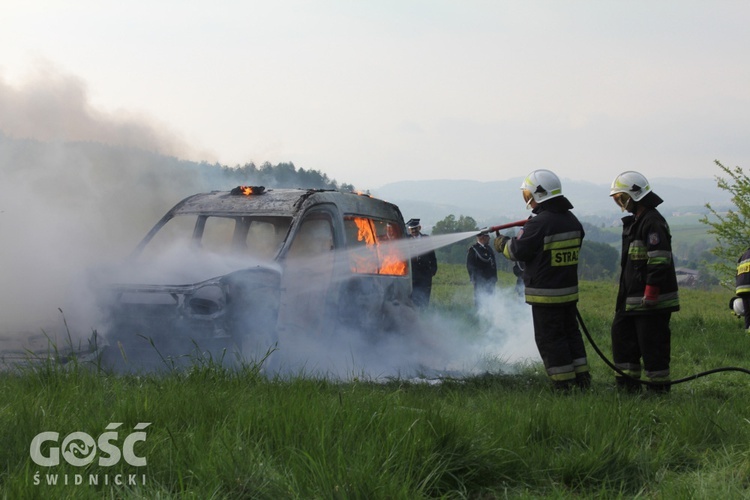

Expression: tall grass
xmin=2 ymin=265 xmax=750 ymax=498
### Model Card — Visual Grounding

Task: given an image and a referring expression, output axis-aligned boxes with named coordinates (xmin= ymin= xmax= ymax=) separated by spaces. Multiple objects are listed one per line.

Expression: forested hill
xmin=0 ymin=133 xmax=730 ymax=288
xmin=0 ymin=131 xmax=730 ymax=248
xmin=0 ymin=132 xmax=353 ymax=194
xmin=0 ymin=134 xmax=356 ymax=252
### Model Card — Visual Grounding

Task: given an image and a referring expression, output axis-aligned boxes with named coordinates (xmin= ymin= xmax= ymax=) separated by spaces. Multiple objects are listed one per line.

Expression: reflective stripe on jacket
xmin=616 ymin=208 xmax=680 ymax=313
xmin=736 ymin=247 xmax=750 ymax=295
xmin=504 ymin=202 xmax=584 ymax=306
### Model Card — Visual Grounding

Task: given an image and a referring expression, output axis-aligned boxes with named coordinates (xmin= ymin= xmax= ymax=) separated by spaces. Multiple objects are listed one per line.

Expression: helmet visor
xmin=612 ymin=192 xmax=632 ymax=212
xmin=522 ymin=189 xmax=534 ymax=207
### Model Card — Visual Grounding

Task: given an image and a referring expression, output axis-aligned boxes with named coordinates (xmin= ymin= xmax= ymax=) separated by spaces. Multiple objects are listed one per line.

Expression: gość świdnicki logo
xmin=30 ymin=422 xmax=150 ymax=487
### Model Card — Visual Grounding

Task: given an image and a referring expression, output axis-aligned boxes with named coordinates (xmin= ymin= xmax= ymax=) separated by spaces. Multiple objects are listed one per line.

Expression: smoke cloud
xmin=0 ymin=65 xmax=214 ymax=343
xmin=0 ymin=64 xmax=200 ymax=159
xmin=272 ymin=289 xmax=541 ymax=381
xmin=0 ymin=65 xmax=541 ymax=378
xmin=254 ymin=237 xmax=541 ymax=380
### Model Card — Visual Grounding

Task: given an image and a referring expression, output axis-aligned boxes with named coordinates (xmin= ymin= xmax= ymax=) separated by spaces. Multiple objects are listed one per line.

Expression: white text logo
xmin=30 ymin=423 xmax=151 ymax=467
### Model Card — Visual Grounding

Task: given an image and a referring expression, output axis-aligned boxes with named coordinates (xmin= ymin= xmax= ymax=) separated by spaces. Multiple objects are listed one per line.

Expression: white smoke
xmin=0 ymin=64 xmax=541 ymax=379
xmin=0 ymin=63 xmax=204 ymax=159
xmin=262 ymin=286 xmax=541 ymax=381
xmin=256 ymin=238 xmax=541 ymax=380
xmin=0 ymin=65 xmax=213 ymax=345
xmin=471 ymin=288 xmax=541 ymax=369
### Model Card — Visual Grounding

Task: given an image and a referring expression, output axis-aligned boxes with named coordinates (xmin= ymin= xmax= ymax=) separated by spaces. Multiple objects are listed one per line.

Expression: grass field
xmin=2 ymin=264 xmax=750 ymax=498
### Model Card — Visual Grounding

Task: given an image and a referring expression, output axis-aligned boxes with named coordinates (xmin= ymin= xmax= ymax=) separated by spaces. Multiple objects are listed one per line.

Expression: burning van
xmin=95 ymin=186 xmax=416 ymax=372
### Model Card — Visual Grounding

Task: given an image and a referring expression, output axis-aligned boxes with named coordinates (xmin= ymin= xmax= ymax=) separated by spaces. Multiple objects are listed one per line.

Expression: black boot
xmin=552 ymin=379 xmax=576 ymax=392
xmin=646 ymin=381 xmax=671 ymax=394
xmin=575 ymin=372 xmax=592 ymax=390
xmin=615 ymin=376 xmax=642 ymax=394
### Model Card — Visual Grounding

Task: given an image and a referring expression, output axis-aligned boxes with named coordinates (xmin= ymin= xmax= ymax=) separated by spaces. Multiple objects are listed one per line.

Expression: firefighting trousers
xmin=531 ymin=304 xmax=589 ymax=384
xmin=610 ymin=310 xmax=671 ymax=382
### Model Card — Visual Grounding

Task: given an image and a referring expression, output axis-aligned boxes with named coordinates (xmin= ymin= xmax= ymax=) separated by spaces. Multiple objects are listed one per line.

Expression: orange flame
xmin=231 ymin=185 xmax=265 ymax=196
xmin=379 ymin=253 xmax=407 ymax=275
xmin=354 ymin=218 xmax=376 ymax=245
xmin=350 ymin=217 xmax=407 ymax=276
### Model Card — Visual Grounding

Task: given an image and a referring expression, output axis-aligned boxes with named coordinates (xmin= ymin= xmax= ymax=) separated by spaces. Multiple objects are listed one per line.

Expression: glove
xmin=494 ymin=235 xmax=510 ymax=253
xmin=642 ymin=285 xmax=660 ymax=307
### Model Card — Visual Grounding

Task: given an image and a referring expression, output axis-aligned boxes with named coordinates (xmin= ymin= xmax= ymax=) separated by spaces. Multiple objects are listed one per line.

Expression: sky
xmin=1 ymin=0 xmax=750 ymax=190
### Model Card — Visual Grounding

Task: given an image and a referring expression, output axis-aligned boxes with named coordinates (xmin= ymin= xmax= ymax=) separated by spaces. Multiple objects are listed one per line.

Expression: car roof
xmin=170 ymin=188 xmax=404 ymax=221
xmin=172 ymin=188 xmax=310 ymax=217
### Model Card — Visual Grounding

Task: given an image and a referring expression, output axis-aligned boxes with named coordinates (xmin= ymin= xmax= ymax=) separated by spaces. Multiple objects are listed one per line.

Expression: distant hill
xmin=370 ymin=177 xmax=732 ymax=230
xmin=0 ymin=131 xmax=731 ymax=242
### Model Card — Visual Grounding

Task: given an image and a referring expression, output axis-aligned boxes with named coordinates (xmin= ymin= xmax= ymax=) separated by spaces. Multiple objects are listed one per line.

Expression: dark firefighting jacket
xmin=735 ymin=247 xmax=750 ymax=295
xmin=502 ymin=198 xmax=584 ymax=305
xmin=616 ymin=208 xmax=680 ymax=313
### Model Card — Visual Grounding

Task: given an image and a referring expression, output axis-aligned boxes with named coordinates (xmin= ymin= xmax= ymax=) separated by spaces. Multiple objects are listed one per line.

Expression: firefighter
xmin=609 ymin=171 xmax=679 ymax=394
xmin=494 ymin=169 xmax=590 ymax=391
xmin=730 ymin=247 xmax=750 ymax=332
xmin=406 ymin=218 xmax=438 ymax=309
xmin=466 ymin=231 xmax=497 ymax=308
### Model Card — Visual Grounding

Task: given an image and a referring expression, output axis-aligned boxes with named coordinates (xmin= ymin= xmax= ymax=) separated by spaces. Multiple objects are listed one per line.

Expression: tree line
xmin=207 ymin=161 xmax=356 ymax=192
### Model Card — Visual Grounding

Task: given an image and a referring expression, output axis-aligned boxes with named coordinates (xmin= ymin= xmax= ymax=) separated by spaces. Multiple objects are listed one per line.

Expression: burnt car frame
xmin=97 ymin=187 xmax=416 ymax=371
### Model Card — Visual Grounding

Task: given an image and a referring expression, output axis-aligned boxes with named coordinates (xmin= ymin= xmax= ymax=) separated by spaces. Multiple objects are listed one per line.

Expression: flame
xmin=349 ymin=217 xmax=407 ymax=276
xmin=231 ymin=185 xmax=266 ymax=196
xmin=354 ymin=218 xmax=376 ymax=245
xmin=379 ymin=253 xmax=407 ymax=275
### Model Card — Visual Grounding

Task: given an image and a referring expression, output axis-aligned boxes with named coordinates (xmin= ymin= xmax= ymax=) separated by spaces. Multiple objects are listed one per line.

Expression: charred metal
xmin=93 ymin=188 xmax=416 ymax=372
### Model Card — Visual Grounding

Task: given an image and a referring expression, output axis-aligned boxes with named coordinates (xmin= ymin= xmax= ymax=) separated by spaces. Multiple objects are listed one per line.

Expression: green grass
xmin=3 ymin=265 xmax=750 ymax=498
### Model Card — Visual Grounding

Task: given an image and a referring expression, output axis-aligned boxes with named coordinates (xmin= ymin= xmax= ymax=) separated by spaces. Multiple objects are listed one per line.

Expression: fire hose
xmin=575 ymin=309 xmax=750 ymax=388
xmin=478 ymin=219 xmax=530 ymax=234
xmin=480 ymin=219 xmax=750 ymax=386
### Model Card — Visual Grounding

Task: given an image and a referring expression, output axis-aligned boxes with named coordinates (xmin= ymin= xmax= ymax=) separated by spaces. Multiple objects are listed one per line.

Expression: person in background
xmin=406 ymin=218 xmax=438 ymax=309
xmin=494 ymin=169 xmax=590 ymax=391
xmin=609 ymin=171 xmax=679 ymax=394
xmin=466 ymin=231 xmax=497 ymax=308
xmin=731 ymin=246 xmax=750 ymax=333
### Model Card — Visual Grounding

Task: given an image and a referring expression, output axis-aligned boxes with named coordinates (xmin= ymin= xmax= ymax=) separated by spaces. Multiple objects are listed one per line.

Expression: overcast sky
xmin=2 ymin=1 xmax=749 ymax=190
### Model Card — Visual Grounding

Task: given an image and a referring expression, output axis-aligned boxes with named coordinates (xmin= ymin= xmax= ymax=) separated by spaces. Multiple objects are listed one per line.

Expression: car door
xmin=276 ymin=208 xmax=337 ymax=346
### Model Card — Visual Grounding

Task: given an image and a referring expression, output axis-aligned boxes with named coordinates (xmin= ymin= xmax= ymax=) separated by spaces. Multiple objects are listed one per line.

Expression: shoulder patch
xmin=648 ymin=232 xmax=660 ymax=246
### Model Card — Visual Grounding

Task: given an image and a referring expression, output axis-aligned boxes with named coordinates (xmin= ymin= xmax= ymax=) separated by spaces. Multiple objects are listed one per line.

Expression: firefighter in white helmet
xmin=494 ymin=169 xmax=590 ymax=391
xmin=609 ymin=171 xmax=679 ymax=394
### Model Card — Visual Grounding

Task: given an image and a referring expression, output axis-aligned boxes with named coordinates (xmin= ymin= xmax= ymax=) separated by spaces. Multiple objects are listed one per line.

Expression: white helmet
xmin=609 ymin=171 xmax=652 ymax=202
xmin=520 ymin=169 xmax=563 ymax=208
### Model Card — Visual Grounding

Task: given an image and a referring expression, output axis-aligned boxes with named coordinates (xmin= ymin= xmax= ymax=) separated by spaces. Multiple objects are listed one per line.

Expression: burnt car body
xmin=96 ymin=187 xmax=416 ymax=372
